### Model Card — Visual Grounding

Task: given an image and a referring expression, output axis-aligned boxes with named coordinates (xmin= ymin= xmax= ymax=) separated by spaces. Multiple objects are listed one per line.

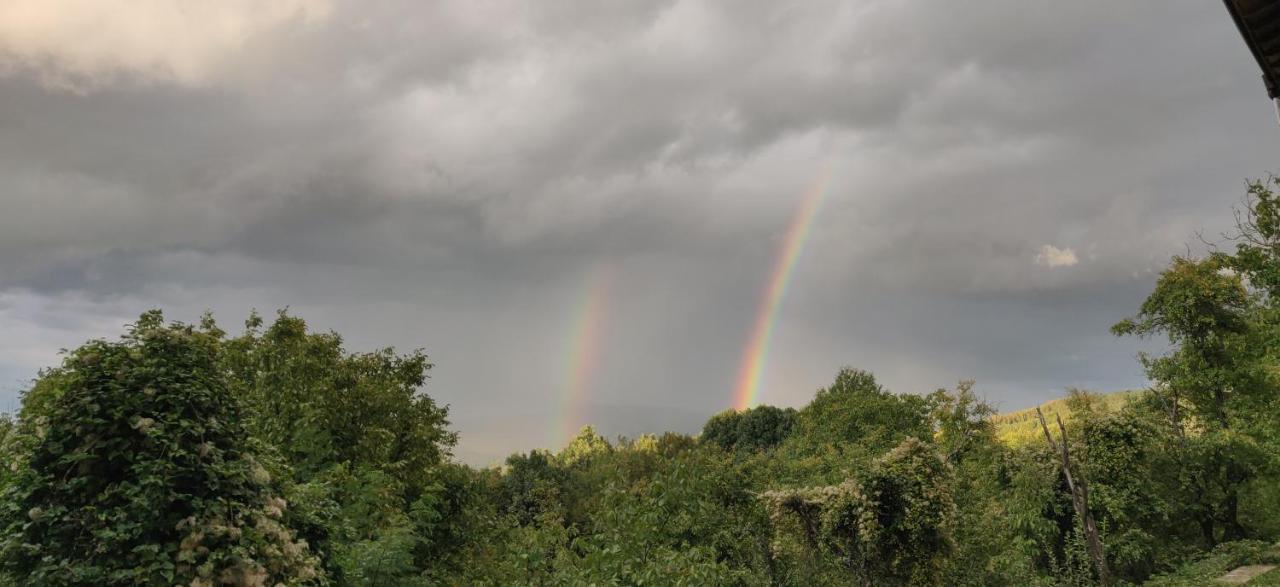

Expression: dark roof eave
xmin=1224 ymin=0 xmax=1280 ymax=99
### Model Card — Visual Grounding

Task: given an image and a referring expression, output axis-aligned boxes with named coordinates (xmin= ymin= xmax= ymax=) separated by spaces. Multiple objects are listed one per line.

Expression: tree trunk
xmin=1223 ymin=489 xmax=1246 ymax=542
xmin=1200 ymin=513 xmax=1218 ymax=547
xmin=1222 ymin=459 xmax=1248 ymax=542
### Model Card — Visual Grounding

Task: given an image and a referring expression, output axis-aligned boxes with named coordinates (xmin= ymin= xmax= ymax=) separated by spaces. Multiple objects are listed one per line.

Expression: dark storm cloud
xmin=1 ymin=0 xmax=1277 ymax=463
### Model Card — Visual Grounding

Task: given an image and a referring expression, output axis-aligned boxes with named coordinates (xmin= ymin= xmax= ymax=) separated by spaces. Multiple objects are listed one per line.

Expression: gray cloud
xmin=1 ymin=0 xmax=1276 ymax=463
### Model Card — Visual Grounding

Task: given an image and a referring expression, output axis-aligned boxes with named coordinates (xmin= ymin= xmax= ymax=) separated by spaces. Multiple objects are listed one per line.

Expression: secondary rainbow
xmin=556 ymin=268 xmax=611 ymax=447
xmin=732 ymin=168 xmax=833 ymax=410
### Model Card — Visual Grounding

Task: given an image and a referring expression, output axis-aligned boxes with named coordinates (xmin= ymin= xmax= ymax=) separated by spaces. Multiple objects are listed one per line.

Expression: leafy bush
xmin=764 ymin=437 xmax=955 ymax=586
xmin=701 ymin=405 xmax=797 ymax=453
xmin=0 ymin=312 xmax=321 ymax=585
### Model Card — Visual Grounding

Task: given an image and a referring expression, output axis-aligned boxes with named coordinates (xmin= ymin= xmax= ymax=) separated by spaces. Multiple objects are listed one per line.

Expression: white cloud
xmin=0 ymin=0 xmax=330 ymax=90
xmin=1035 ymin=245 xmax=1079 ymax=268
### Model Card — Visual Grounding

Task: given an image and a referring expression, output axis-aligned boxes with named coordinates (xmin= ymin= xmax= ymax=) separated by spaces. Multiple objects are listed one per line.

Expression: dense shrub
xmin=0 ymin=312 xmax=321 ymax=585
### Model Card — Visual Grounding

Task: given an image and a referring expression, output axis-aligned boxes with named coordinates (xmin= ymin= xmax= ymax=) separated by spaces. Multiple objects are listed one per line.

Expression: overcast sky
xmin=1 ymin=0 xmax=1277 ymax=464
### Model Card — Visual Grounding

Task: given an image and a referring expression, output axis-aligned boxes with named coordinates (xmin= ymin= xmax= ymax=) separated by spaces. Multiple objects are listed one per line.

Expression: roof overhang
xmin=1224 ymin=0 xmax=1280 ymax=98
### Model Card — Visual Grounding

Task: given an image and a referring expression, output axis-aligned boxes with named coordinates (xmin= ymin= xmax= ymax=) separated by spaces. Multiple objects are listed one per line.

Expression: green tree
xmin=568 ymin=447 xmax=773 ymax=585
xmin=926 ymin=380 xmax=996 ymax=466
xmin=1223 ymin=176 xmax=1280 ymax=301
xmin=219 ymin=311 xmax=461 ymax=577
xmin=788 ymin=368 xmax=930 ymax=458
xmin=701 ymin=405 xmax=797 ymax=452
xmin=0 ymin=312 xmax=321 ymax=585
xmin=859 ymin=437 xmax=955 ymax=585
xmin=1112 ymin=257 xmax=1255 ymax=429
xmin=221 ymin=311 xmax=456 ymax=493
xmin=1219 ymin=176 xmax=1280 ymax=474
xmin=1075 ymin=402 xmax=1177 ymax=582
xmin=1113 ymin=256 xmax=1270 ymax=544
xmin=500 ymin=450 xmax=567 ymax=526
xmin=557 ymin=425 xmax=612 ymax=467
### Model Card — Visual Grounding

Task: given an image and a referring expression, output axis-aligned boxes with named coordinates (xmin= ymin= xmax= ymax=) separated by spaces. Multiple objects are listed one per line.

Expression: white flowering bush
xmin=0 ymin=312 xmax=322 ymax=585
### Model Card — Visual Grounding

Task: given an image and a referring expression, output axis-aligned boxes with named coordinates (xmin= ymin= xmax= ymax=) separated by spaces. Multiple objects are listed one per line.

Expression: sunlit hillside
xmin=991 ymin=390 xmax=1145 ymax=446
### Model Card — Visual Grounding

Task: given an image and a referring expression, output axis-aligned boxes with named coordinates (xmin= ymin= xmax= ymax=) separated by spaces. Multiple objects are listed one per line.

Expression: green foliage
xmin=1224 ymin=176 xmax=1280 ymax=301
xmin=1112 ymin=256 xmax=1261 ymax=431
xmin=701 ymin=405 xmax=797 ymax=452
xmin=501 ymin=450 xmax=568 ymax=526
xmin=222 ymin=311 xmax=456 ymax=491
xmin=330 ymin=522 xmax=424 ymax=587
xmin=215 ymin=311 xmax=461 ymax=578
xmin=1143 ymin=540 xmax=1280 ymax=587
xmin=927 ymin=380 xmax=996 ymax=464
xmin=565 ymin=447 xmax=773 ymax=585
xmin=788 ymin=368 xmax=930 ymax=458
xmin=764 ymin=437 xmax=955 ymax=586
xmin=458 ymin=445 xmax=773 ymax=585
xmin=557 ymin=425 xmax=613 ymax=466
xmin=409 ymin=463 xmax=499 ymax=578
xmin=1113 ymin=246 xmax=1280 ymax=546
xmin=860 ymin=437 xmax=956 ymax=585
xmin=1111 ymin=256 xmax=1250 ymax=345
xmin=0 ymin=312 xmax=322 ymax=585
xmin=927 ymin=385 xmax=1043 ymax=586
xmin=1075 ymin=404 xmax=1178 ymax=581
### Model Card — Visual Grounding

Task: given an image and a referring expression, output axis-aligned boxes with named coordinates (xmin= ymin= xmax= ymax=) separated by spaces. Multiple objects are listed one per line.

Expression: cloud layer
xmin=1 ymin=0 xmax=1276 ymax=463
xmin=0 ymin=0 xmax=331 ymax=90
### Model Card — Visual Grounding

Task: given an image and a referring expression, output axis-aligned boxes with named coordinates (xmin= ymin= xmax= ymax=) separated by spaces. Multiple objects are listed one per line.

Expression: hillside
xmin=991 ymin=389 xmax=1144 ymax=446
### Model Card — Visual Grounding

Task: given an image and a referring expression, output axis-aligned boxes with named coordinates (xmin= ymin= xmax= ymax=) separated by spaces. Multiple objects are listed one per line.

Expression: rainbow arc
xmin=732 ymin=168 xmax=833 ymax=410
xmin=555 ymin=268 xmax=611 ymax=446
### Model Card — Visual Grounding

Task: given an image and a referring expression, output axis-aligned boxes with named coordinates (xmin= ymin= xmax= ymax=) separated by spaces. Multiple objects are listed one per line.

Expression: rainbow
xmin=556 ymin=268 xmax=612 ymax=447
xmin=732 ymin=168 xmax=833 ymax=410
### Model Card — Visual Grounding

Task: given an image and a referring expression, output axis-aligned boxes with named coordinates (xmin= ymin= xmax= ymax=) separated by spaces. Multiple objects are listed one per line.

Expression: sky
xmin=1 ymin=1 xmax=1277 ymax=465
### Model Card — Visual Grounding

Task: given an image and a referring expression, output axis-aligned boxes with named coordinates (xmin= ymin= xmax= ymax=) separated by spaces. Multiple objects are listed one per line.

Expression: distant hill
xmin=990 ymin=390 xmax=1144 ymax=446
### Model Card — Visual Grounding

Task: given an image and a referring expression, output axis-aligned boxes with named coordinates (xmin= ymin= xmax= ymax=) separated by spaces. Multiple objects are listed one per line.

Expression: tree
xmin=701 ymin=405 xmax=797 ymax=452
xmin=926 ymin=380 xmax=996 ymax=466
xmin=1220 ymin=176 xmax=1280 ymax=463
xmin=792 ymin=369 xmax=928 ymax=453
xmin=0 ymin=312 xmax=321 ymax=585
xmin=858 ymin=437 xmax=955 ymax=585
xmin=1223 ymin=176 xmax=1280 ymax=301
xmin=215 ymin=311 xmax=461 ymax=578
xmin=221 ymin=311 xmax=456 ymax=494
xmin=1112 ymin=255 xmax=1269 ymax=544
xmin=567 ymin=447 xmax=772 ymax=585
xmin=1112 ymin=257 xmax=1254 ymax=430
xmin=1075 ymin=404 xmax=1176 ymax=582
xmin=557 ymin=425 xmax=612 ymax=466
xmin=500 ymin=450 xmax=567 ymax=526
